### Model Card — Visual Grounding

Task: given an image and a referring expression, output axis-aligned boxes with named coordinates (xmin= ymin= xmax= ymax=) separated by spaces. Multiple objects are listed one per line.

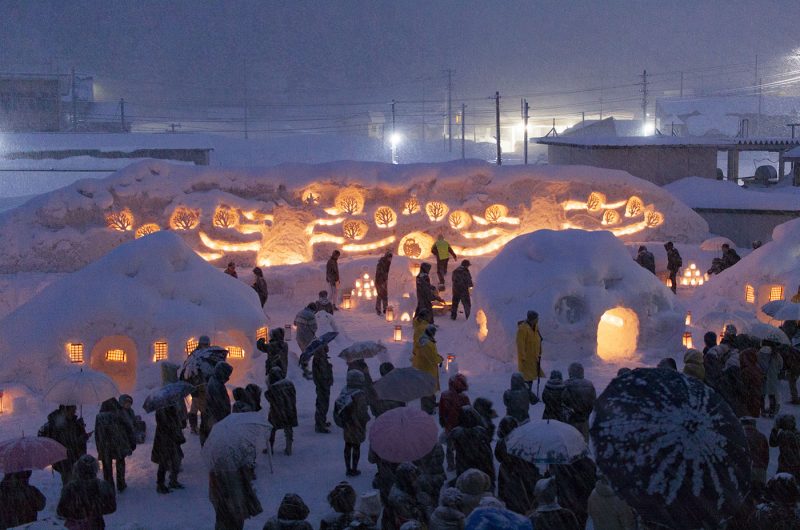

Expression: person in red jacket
xmin=438 ymin=373 xmax=470 ymax=471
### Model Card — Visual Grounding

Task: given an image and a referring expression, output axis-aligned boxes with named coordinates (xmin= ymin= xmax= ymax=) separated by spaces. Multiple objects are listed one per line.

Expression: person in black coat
xmin=0 ymin=470 xmax=46 ymax=529
xmin=320 ymin=481 xmax=367 ymax=530
xmin=375 ymin=252 xmax=393 ymax=316
xmin=151 ymin=404 xmax=186 ymax=494
xmin=232 ymin=387 xmax=253 ymax=413
xmin=313 ymin=343 xmax=334 ymax=433
xmin=263 ymin=493 xmax=313 ymax=530
xmin=370 ymin=362 xmax=405 ymax=417
xmin=634 ymin=245 xmax=656 ymax=274
xmin=204 ymin=361 xmax=233 ymax=444
xmin=347 ymin=358 xmax=377 ymax=412
xmin=415 ymin=263 xmax=443 ymax=324
xmin=57 ymin=454 xmax=116 ymax=529
xmin=562 ymin=362 xmax=596 ymax=441
xmin=336 ymin=369 xmax=371 ymax=476
xmin=245 ymin=383 xmax=262 ymax=412
xmin=265 ymin=366 xmax=298 ymax=456
xmin=552 ymin=456 xmax=598 ymax=530
xmin=39 ymin=404 xmax=88 ymax=485
xmin=503 ymin=372 xmax=539 ymax=423
xmin=472 ymin=397 xmax=497 ymax=441
xmin=209 ymin=464 xmax=263 ymax=530
xmin=413 ymin=441 xmax=447 ymax=510
xmin=542 ymin=370 xmax=568 ymax=422
xmin=260 ymin=327 xmax=289 ymax=378
xmin=252 ymin=266 xmax=269 ymax=307
xmin=94 ymin=397 xmax=136 ymax=492
xmin=450 ymin=260 xmax=473 ymax=320
xmin=368 ymin=447 xmax=400 ymax=529
xmin=528 ymin=476 xmax=580 ymax=530
xmin=495 ymin=416 xmax=540 ymax=516
xmin=664 ymin=241 xmax=682 ymax=294
xmin=449 ymin=406 xmax=495 ymax=487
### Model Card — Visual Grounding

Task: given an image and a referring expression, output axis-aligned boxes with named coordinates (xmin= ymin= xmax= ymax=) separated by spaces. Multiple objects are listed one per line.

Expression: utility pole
xmin=461 ymin=103 xmax=466 ymax=160
xmin=679 ymin=71 xmax=684 ymax=97
xmin=169 ymin=123 xmax=181 ymax=133
xmin=522 ymin=98 xmax=530 ymax=165
xmin=243 ymin=57 xmax=249 ymax=139
xmin=495 ymin=91 xmax=501 ymax=166
xmin=640 ymin=69 xmax=649 ymax=134
xmin=446 ymin=68 xmax=454 ymax=152
xmin=119 ymin=98 xmax=126 ymax=132
xmin=71 ymin=67 xmax=77 ymax=131
xmin=391 ymin=99 xmax=396 ymax=136
xmin=421 ymin=81 xmax=426 ymax=142
xmin=754 ymin=54 xmax=759 ymax=135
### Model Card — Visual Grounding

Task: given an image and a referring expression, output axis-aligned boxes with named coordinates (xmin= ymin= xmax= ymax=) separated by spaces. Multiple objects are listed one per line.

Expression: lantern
xmin=393 ymin=325 xmax=403 ymax=342
xmin=665 ymin=278 xmax=672 ymax=288
xmin=685 ymin=311 xmax=692 ymax=326
xmin=400 ymin=312 xmax=411 ymax=322
xmin=363 ymin=272 xmax=370 ymax=281
xmin=284 ymin=324 xmax=293 ymax=341
xmin=342 ymin=294 xmax=352 ymax=309
xmin=0 ymin=390 xmax=4 ymax=414
xmin=385 ymin=306 xmax=395 ymax=322
xmin=445 ymin=354 xmax=458 ymax=375
xmin=704 ymin=273 xmax=710 ymax=281
xmin=355 ymin=280 xmax=362 ymax=289
xmin=681 ymin=278 xmax=689 ymax=286
xmin=410 ymin=263 xmax=421 ymax=276
xmin=682 ymin=332 xmax=693 ymax=349
xmin=689 ymin=263 xmax=697 ymax=270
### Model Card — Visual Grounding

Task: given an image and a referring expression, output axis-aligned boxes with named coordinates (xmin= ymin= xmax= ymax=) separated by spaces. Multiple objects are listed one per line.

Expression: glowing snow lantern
xmin=135 ymin=223 xmax=161 ymax=239
xmin=425 ymin=201 xmax=449 ymax=222
xmin=410 ymin=263 xmax=421 ymax=276
xmin=682 ymin=332 xmax=693 ymax=349
xmin=400 ymin=312 xmax=411 ymax=322
xmin=153 ymin=341 xmax=168 ymax=362
xmin=227 ymin=346 xmax=245 ymax=359
xmin=170 ymin=207 xmax=200 ymax=230
xmin=393 ymin=325 xmax=403 ymax=342
xmin=106 ymin=209 xmax=134 ymax=231
xmin=185 ymin=337 xmax=199 ymax=355
xmin=596 ymin=308 xmax=639 ymax=361
xmin=67 ymin=343 xmax=84 ymax=364
xmin=681 ymin=278 xmax=689 ymax=286
xmin=586 ymin=192 xmax=606 ymax=212
xmin=342 ymin=294 xmax=352 ymax=309
xmin=685 ymin=311 xmax=692 ymax=326
xmin=385 ymin=306 xmax=395 ymax=322
xmin=0 ymin=390 xmax=4 ymax=414
xmin=284 ymin=324 xmax=292 ymax=341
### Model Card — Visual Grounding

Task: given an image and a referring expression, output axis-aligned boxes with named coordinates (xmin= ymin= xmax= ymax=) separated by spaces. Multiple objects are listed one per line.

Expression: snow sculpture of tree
xmin=586 ymin=192 xmax=606 ymax=212
xmin=343 ymin=220 xmax=368 ymax=240
xmin=484 ymin=204 xmax=508 ymax=223
xmin=645 ymin=210 xmax=664 ymax=227
xmin=602 ymin=210 xmax=621 ymax=225
xmin=402 ymin=196 xmax=420 ymax=215
xmin=449 ymin=211 xmax=464 ymax=229
xmin=335 ymin=189 xmax=364 ymax=215
xmin=213 ymin=206 xmax=238 ymax=228
xmin=626 ymin=196 xmax=644 ymax=217
xmin=106 ymin=209 xmax=134 ymax=231
xmin=170 ymin=207 xmax=200 ymax=230
xmin=134 ymin=223 xmax=160 ymax=239
xmin=303 ymin=192 xmax=319 ymax=205
xmin=374 ymin=206 xmax=396 ymax=228
xmin=403 ymin=238 xmax=422 ymax=258
xmin=425 ymin=201 xmax=448 ymax=222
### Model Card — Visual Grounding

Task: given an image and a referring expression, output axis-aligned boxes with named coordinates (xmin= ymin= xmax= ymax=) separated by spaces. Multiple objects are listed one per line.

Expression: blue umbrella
xmin=143 ymin=381 xmax=194 ymax=413
xmin=298 ymin=331 xmax=339 ymax=365
xmin=465 ymin=506 xmax=532 ymax=530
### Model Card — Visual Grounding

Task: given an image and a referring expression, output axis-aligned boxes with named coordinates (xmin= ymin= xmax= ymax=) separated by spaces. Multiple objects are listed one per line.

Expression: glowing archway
xmin=596 ymin=307 xmax=639 ymax=361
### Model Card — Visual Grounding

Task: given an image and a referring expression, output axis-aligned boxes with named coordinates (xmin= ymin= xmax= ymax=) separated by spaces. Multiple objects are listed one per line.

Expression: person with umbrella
xmin=95 ymin=397 xmax=136 ymax=492
xmin=494 ymin=416 xmax=540 ymax=516
xmin=182 ymin=334 xmax=212 ymax=435
xmin=57 ymin=454 xmax=117 ymax=529
xmin=326 ymin=249 xmax=341 ymax=310
xmin=265 ymin=366 xmax=298 ymax=456
xmin=375 ymin=251 xmax=393 ymax=316
xmin=204 ymin=361 xmax=233 ymax=444
xmin=334 ymin=369 xmax=371 ymax=477
xmin=209 ymin=460 xmax=263 ymax=529
xmin=0 ymin=470 xmax=46 ymax=528
xmin=295 ymin=303 xmax=319 ymax=378
xmin=152 ymin=399 xmax=186 ymax=494
xmin=38 ymin=404 xmax=88 ymax=485
xmin=450 ymin=259 xmax=473 ymax=320
xmin=516 ymin=310 xmax=544 ymax=390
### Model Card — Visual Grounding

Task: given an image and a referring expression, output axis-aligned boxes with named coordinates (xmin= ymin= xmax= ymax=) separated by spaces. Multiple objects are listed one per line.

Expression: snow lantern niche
xmin=596 ymin=307 xmax=639 ymax=361
xmin=90 ymin=335 xmax=138 ymax=393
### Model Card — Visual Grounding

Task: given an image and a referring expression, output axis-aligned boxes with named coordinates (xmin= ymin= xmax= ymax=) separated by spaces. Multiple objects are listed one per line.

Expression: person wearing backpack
xmin=335 ymin=369 xmax=371 ymax=476
xmin=664 ymin=242 xmax=682 ymax=294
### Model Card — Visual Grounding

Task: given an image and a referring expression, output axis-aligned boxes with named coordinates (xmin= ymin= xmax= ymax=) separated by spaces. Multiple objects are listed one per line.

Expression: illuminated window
xmin=153 ymin=341 xmax=168 ymax=362
xmin=228 ymin=346 xmax=245 ymax=359
xmin=67 ymin=343 xmax=84 ymax=364
xmin=256 ymin=327 xmax=268 ymax=341
xmin=769 ymin=285 xmax=784 ymax=302
xmin=106 ymin=349 xmax=127 ymax=362
xmin=185 ymin=338 xmax=199 ymax=355
xmin=745 ymin=284 xmax=755 ymax=304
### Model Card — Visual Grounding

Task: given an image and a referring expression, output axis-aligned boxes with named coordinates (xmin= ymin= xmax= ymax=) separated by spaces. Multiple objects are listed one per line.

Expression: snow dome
xmin=0 ymin=231 xmax=266 ymax=394
xmin=472 ymin=229 xmax=684 ymax=363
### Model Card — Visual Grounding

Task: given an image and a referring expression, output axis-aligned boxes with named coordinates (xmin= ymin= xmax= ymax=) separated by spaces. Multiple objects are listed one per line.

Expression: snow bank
xmin=0 ymin=159 xmax=708 ymax=273
xmin=473 ymin=229 xmax=684 ymax=363
xmin=0 ymin=231 xmax=266 ymax=394
xmin=665 ymin=176 xmax=800 ymax=210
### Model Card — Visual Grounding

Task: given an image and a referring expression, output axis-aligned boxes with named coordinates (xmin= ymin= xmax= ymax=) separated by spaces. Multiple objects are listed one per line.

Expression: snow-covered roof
xmin=0 ymin=133 xmax=215 ymax=154
xmin=537 ymin=136 xmax=729 ymax=148
xmin=664 ymin=177 xmax=800 ymax=211
xmin=785 ymin=145 xmax=800 ymax=159
xmin=658 ymin=96 xmax=800 ymax=119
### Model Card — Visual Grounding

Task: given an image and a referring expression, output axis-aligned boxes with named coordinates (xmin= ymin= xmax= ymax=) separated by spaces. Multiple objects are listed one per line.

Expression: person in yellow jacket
xmin=412 ymin=309 xmax=432 ymax=359
xmin=431 ymin=234 xmax=457 ymax=290
xmin=413 ymin=324 xmax=443 ymax=414
xmin=516 ymin=310 xmax=544 ymax=387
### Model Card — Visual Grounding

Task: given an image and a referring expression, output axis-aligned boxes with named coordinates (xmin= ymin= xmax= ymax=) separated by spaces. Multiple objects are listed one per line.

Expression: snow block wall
xmin=0 ymin=231 xmax=266 ymax=393
xmin=0 ymin=160 xmax=708 ymax=273
xmin=473 ymin=229 xmax=685 ymax=363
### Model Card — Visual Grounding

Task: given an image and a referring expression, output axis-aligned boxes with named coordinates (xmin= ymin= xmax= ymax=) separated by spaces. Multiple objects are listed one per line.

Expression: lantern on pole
xmin=393 ymin=325 xmax=403 ymax=342
xmin=682 ymin=331 xmax=693 ymax=349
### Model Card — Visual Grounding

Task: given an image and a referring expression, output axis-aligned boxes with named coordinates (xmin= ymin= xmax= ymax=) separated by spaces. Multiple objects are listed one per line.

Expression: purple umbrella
xmin=369 ymin=407 xmax=438 ymax=463
xmin=0 ymin=436 xmax=67 ymax=473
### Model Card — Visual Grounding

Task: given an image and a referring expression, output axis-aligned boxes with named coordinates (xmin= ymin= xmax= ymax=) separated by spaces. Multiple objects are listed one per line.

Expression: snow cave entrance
xmin=596 ymin=307 xmax=639 ymax=362
xmin=89 ymin=335 xmax=138 ymax=393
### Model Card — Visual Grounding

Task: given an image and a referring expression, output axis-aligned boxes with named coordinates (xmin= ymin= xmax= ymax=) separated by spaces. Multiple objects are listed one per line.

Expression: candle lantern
xmin=393 ymin=325 xmax=403 ymax=342
xmin=342 ymin=293 xmax=352 ymax=309
xmin=400 ymin=312 xmax=411 ymax=322
xmin=410 ymin=263 xmax=421 ymax=276
xmin=682 ymin=331 xmax=693 ymax=349
xmin=385 ymin=306 xmax=395 ymax=322
xmin=685 ymin=311 xmax=692 ymax=326
xmin=284 ymin=324 xmax=293 ymax=341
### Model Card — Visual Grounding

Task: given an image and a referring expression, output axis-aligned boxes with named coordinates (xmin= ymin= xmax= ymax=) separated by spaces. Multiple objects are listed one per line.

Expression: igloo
xmin=472 ymin=229 xmax=684 ymax=363
xmin=0 ymin=231 xmax=266 ymax=394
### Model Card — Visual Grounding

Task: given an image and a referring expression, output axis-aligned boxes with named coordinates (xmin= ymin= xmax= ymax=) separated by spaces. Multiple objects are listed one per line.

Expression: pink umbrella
xmin=369 ymin=407 xmax=438 ymax=463
xmin=0 ymin=436 xmax=67 ymax=473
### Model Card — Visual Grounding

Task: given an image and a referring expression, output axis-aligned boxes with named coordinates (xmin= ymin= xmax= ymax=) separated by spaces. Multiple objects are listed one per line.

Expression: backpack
xmin=333 ymin=391 xmax=356 ymax=428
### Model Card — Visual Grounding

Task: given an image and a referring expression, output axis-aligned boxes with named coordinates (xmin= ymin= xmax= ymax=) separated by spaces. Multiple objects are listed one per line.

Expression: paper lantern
xmin=385 ymin=306 xmax=395 ymax=322
xmin=682 ymin=332 xmax=693 ymax=349
xmin=342 ymin=294 xmax=352 ymax=309
xmin=393 ymin=325 xmax=403 ymax=342
xmin=400 ymin=312 xmax=411 ymax=322
xmin=284 ymin=324 xmax=293 ymax=341
xmin=685 ymin=311 xmax=692 ymax=326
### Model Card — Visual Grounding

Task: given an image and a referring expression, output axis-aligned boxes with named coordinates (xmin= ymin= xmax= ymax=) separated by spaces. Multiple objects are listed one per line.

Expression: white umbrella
xmin=504 ymin=419 xmax=588 ymax=465
xmin=202 ymin=412 xmax=270 ymax=473
xmin=338 ymin=340 xmax=387 ymax=362
xmin=741 ymin=322 xmax=790 ymax=345
xmin=761 ymin=300 xmax=789 ymax=318
xmin=45 ymin=369 xmax=119 ymax=406
xmin=774 ymin=303 xmax=800 ymax=321
xmin=700 ymin=236 xmax=735 ymax=251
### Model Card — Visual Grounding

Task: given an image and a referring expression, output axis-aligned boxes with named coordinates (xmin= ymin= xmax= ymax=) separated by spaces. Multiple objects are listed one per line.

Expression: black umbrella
xmin=298 ymin=331 xmax=339 ymax=365
xmin=590 ymin=368 xmax=750 ymax=529
xmin=143 ymin=382 xmax=195 ymax=413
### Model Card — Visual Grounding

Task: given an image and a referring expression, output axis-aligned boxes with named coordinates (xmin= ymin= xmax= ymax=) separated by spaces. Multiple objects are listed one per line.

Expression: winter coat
xmin=94 ymin=399 xmax=135 ymax=462
xmin=530 ymin=504 xmax=581 ymax=530
xmin=562 ymin=364 xmax=596 ymax=424
xmin=553 ymin=456 xmax=597 ymax=529
xmin=415 ymin=271 xmax=439 ymax=314
xmin=337 ymin=370 xmax=371 ymax=444
xmin=635 ymin=249 xmax=656 ymax=274
xmin=411 ymin=317 xmax=430 ymax=361
xmin=368 ymin=448 xmax=399 ymax=501
xmin=587 ymin=481 xmax=636 ymax=530
xmin=770 ymin=427 xmax=800 ymax=476
xmin=414 ymin=443 xmax=447 ymax=508
xmin=719 ymin=362 xmax=748 ymax=417
xmin=451 ymin=265 xmax=473 ymax=296
xmin=429 ymin=505 xmax=465 ymax=530
xmin=39 ymin=408 xmax=88 ymax=475
xmin=472 ymin=398 xmax=497 ymax=441
xmin=388 ymin=466 xmax=427 ymax=527
xmin=150 ymin=405 xmax=185 ymax=468
xmin=744 ymin=423 xmax=769 ymax=476
xmin=57 ymin=460 xmax=116 ymax=529
xmin=253 ymin=276 xmax=268 ymax=306
xmin=263 ymin=337 xmax=289 ymax=378
xmin=245 ymin=383 xmax=263 ymax=412
xmin=495 ymin=437 xmax=539 ymax=516
xmin=326 ymin=256 xmax=339 ymax=283
xmin=722 ymin=248 xmax=741 ymax=269
xmin=315 ymin=296 xmax=334 ymax=314
xmin=266 ymin=373 xmax=298 ymax=429
xmin=347 ymin=359 xmax=377 ymax=407
xmin=0 ymin=472 xmax=46 ymax=529
xmin=703 ymin=344 xmax=729 ymax=392
xmin=516 ymin=320 xmax=544 ymax=382
xmin=209 ymin=466 xmax=263 ymax=524
xmin=294 ymin=307 xmax=318 ymax=353
xmin=454 ymin=469 xmax=492 ymax=516
xmin=375 ymin=255 xmax=392 ymax=286
xmin=319 ymin=512 xmax=362 ymax=530
xmin=542 ymin=376 xmax=568 ymax=422
xmin=262 ymin=493 xmax=313 ymax=530
xmin=666 ymin=247 xmax=682 ymax=272
xmin=752 ymin=500 xmax=800 ymax=530
xmin=432 ymin=240 xmax=457 ymax=261
xmin=759 ymin=346 xmax=784 ymax=395
xmin=313 ymin=348 xmax=334 ymax=388
xmin=439 ymin=376 xmax=470 ymax=433
xmin=682 ymin=349 xmax=705 ymax=381
xmin=206 ymin=362 xmax=233 ymax=424
xmin=412 ymin=334 xmax=443 ymax=392
xmin=503 ymin=372 xmax=537 ymax=423
xmin=740 ymin=348 xmax=765 ymax=417
xmin=450 ymin=409 xmax=495 ymax=486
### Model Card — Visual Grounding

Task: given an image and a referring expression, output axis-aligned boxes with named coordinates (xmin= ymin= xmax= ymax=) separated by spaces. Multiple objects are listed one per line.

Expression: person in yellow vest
xmin=516 ymin=310 xmax=544 ymax=388
xmin=431 ymin=234 xmax=458 ymax=291
xmin=413 ymin=324 xmax=443 ymax=414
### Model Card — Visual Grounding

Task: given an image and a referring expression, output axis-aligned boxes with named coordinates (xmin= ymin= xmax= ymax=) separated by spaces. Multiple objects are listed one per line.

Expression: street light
xmin=390 ymin=133 xmax=402 ymax=164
